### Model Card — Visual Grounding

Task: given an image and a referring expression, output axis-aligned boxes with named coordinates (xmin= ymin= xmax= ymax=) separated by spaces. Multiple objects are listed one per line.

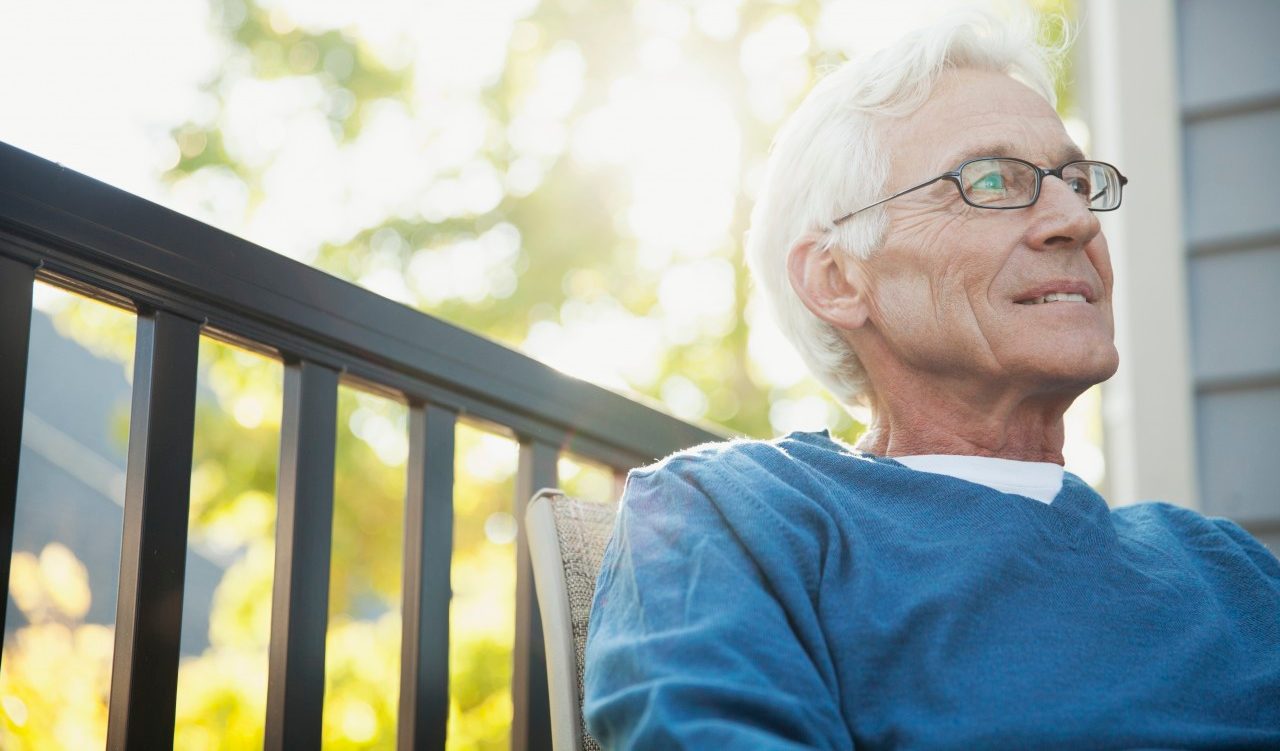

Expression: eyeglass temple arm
xmin=1084 ymin=170 xmax=1128 ymax=203
xmin=832 ymin=173 xmax=956 ymax=226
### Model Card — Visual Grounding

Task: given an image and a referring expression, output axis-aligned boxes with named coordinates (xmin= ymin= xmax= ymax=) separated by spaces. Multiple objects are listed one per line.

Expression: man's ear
xmin=786 ymin=234 xmax=871 ymax=330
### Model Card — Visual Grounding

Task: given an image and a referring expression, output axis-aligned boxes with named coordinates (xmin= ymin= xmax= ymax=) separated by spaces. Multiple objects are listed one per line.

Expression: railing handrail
xmin=0 ymin=141 xmax=726 ymax=468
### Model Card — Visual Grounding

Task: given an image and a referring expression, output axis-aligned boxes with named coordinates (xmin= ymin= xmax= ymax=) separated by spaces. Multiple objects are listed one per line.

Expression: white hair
xmin=744 ymin=9 xmax=1067 ymax=407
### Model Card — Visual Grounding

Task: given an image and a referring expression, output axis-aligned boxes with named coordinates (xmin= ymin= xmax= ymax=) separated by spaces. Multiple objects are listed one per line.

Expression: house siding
xmin=1177 ymin=0 xmax=1280 ymax=551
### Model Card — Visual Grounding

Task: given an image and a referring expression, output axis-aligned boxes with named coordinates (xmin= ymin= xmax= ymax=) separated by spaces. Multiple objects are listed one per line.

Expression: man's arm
xmin=583 ymin=460 xmax=851 ymax=750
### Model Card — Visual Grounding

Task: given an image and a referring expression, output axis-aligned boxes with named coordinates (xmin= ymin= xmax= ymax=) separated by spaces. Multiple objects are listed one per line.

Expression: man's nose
xmin=1025 ymin=175 xmax=1101 ymax=251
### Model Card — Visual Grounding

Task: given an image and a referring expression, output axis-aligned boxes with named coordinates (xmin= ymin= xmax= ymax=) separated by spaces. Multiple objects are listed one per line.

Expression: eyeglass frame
xmin=831 ymin=156 xmax=1129 ymax=226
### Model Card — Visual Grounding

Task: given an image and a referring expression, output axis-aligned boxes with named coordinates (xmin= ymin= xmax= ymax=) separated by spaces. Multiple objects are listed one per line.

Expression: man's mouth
xmin=1014 ymin=281 xmax=1095 ymax=305
xmin=1016 ymin=292 xmax=1088 ymax=305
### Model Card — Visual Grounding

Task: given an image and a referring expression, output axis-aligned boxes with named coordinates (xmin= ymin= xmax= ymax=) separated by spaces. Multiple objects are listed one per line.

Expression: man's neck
xmin=853 ymin=377 xmax=1076 ymax=464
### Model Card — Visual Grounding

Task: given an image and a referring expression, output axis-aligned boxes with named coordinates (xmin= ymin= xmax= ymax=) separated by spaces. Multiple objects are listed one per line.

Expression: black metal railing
xmin=0 ymin=141 xmax=723 ymax=750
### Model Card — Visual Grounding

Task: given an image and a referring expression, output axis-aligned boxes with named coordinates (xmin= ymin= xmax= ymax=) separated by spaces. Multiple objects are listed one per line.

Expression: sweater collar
xmin=791 ymin=429 xmax=1117 ymax=548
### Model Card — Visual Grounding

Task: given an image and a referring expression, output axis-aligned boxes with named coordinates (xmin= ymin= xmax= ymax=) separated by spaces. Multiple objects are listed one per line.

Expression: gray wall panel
xmin=1178 ymin=0 xmax=1280 ymax=110
xmin=1183 ymin=107 xmax=1280 ymax=246
xmin=1188 ymin=246 xmax=1280 ymax=382
xmin=1177 ymin=0 xmax=1280 ymax=545
xmin=1196 ymin=386 xmax=1280 ymax=523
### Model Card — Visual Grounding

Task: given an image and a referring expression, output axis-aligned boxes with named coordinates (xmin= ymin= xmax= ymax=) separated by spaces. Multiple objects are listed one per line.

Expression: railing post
xmin=398 ymin=402 xmax=457 ymax=751
xmin=106 ymin=309 xmax=201 ymax=751
xmin=512 ymin=438 xmax=558 ymax=751
xmin=265 ymin=359 xmax=339 ymax=751
xmin=0 ymin=256 xmax=34 ymax=661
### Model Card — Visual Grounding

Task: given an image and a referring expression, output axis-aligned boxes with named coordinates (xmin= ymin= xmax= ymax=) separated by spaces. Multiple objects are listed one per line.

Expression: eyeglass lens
xmin=958 ymin=159 xmax=1122 ymax=210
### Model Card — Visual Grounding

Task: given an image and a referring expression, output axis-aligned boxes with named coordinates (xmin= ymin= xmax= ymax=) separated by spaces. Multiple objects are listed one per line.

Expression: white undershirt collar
xmin=894 ymin=454 xmax=1064 ymax=504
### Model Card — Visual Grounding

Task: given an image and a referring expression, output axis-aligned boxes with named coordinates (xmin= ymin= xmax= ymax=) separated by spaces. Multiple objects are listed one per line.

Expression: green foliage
xmin=0 ymin=545 xmax=113 ymax=750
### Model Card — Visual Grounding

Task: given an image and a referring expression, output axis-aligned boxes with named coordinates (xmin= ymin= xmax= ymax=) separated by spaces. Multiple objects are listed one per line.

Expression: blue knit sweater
xmin=583 ymin=431 xmax=1280 ymax=750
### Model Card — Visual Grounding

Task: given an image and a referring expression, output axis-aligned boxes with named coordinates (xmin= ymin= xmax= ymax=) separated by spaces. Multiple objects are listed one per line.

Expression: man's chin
xmin=1012 ymin=344 xmax=1119 ymax=393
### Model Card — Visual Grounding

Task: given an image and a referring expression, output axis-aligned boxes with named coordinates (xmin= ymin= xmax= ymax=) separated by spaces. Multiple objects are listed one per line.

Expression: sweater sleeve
xmin=1211 ymin=516 xmax=1280 ymax=580
xmin=582 ymin=461 xmax=851 ymax=750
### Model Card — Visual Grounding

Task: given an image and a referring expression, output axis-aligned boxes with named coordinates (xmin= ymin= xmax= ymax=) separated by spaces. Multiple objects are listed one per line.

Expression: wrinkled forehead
xmin=887 ymin=68 xmax=1082 ymax=176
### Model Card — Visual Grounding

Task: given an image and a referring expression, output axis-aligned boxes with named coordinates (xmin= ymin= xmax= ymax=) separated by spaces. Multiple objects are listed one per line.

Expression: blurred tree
xmin=0 ymin=544 xmax=113 ymax=749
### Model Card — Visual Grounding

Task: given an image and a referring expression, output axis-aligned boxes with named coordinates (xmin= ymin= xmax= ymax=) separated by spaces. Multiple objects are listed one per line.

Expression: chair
xmin=526 ymin=488 xmax=618 ymax=751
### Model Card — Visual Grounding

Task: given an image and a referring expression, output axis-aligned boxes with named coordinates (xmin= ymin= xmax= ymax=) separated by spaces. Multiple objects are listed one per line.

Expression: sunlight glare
xmin=0 ymin=0 xmax=217 ymax=196
xmin=660 ymin=375 xmax=710 ymax=421
xmin=1064 ymin=386 xmax=1106 ymax=488
xmin=483 ymin=512 xmax=518 ymax=545
xmin=657 ymin=258 xmax=737 ymax=345
xmin=745 ymin=293 xmax=811 ymax=388
xmin=338 ymin=697 xmax=379 ymax=743
xmin=522 ymin=299 xmax=665 ymax=390
xmin=1 ymin=696 xmax=28 ymax=728
xmin=231 ymin=395 xmax=267 ymax=429
xmin=41 ymin=544 xmax=92 ymax=621
xmin=169 ymin=167 xmax=252 ymax=234
xmin=199 ymin=490 xmax=275 ymax=559
xmin=632 ymin=0 xmax=691 ymax=39
xmin=410 ymin=2 xmax=535 ymax=93
xmin=571 ymin=72 xmax=741 ymax=268
xmin=462 ymin=433 xmax=519 ymax=483
xmin=408 ymin=223 xmax=522 ymax=306
xmin=769 ymin=395 xmax=833 ymax=435
xmin=223 ymin=77 xmax=327 ymax=170
xmin=694 ymin=0 xmax=741 ymax=41
xmin=526 ymin=42 xmax=586 ymax=121
xmin=816 ymin=0 xmax=1005 ymax=55
xmin=30 ymin=282 xmax=73 ymax=315
xmin=739 ymin=14 xmax=811 ymax=123
xmin=348 ymin=403 xmax=409 ymax=467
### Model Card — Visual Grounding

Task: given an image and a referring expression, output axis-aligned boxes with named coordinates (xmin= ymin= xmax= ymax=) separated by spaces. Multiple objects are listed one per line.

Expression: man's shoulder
xmin=616 ymin=431 xmax=865 ymax=590
xmin=1114 ymin=501 xmax=1280 ymax=570
xmin=628 ymin=429 xmax=867 ymax=488
xmin=618 ymin=430 xmax=890 ymax=539
xmin=631 ymin=432 xmax=787 ymax=473
xmin=1114 ymin=499 xmax=1233 ymax=530
xmin=623 ymin=434 xmax=792 ymax=507
xmin=1111 ymin=500 xmax=1226 ymax=538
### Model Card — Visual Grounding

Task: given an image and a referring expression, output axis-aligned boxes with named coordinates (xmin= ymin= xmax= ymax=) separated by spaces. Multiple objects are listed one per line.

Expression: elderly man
xmin=582 ymin=11 xmax=1280 ymax=751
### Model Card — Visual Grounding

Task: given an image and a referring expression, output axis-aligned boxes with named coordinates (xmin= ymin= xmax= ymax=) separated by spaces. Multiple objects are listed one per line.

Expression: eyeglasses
xmin=832 ymin=157 xmax=1128 ymax=225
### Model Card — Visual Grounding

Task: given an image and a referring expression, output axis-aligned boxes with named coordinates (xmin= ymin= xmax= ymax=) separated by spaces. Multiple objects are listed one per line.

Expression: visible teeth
xmin=1022 ymin=292 xmax=1087 ymax=305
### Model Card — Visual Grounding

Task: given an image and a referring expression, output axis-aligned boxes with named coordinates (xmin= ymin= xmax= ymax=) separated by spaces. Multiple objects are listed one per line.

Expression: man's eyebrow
xmin=1059 ymin=144 xmax=1087 ymax=163
xmin=941 ymin=142 xmax=1017 ymax=166
xmin=940 ymin=142 xmax=1088 ymax=167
